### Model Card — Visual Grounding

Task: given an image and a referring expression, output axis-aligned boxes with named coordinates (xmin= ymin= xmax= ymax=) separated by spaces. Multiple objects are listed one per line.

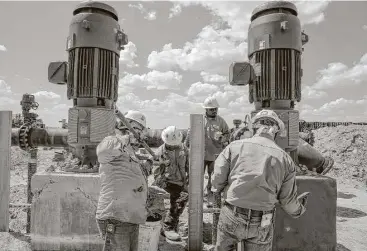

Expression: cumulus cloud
xmin=200 ymin=72 xmax=227 ymax=83
xmin=147 ymin=30 xmax=248 ymax=74
xmin=0 ymin=44 xmax=7 ymax=52
xmin=154 ymin=1 xmax=330 ymax=75
xmin=33 ymin=91 xmax=61 ymax=100
xmin=118 ymin=70 xmax=183 ymax=91
xmin=169 ymin=3 xmax=182 ymax=18
xmin=187 ymin=82 xmax=219 ymax=98
xmin=302 ymin=85 xmax=327 ymax=100
xmin=120 ymin=41 xmax=138 ymax=68
xmin=128 ymin=3 xmax=157 ymax=21
xmin=301 ymin=97 xmax=367 ymax=122
xmin=117 ymin=92 xmax=201 ymax=118
xmin=311 ymin=53 xmax=367 ymax=90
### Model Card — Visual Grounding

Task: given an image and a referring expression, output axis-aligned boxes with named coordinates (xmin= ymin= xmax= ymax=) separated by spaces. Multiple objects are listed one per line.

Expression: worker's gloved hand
xmin=297 ymin=192 xmax=310 ymax=207
xmin=149 ymin=185 xmax=169 ymax=196
xmin=159 ymin=159 xmax=171 ymax=167
xmin=213 ymin=131 xmax=223 ymax=141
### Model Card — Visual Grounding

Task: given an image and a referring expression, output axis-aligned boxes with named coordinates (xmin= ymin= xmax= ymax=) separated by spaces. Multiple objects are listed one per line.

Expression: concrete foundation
xmin=30 ymin=172 xmax=103 ymax=251
xmin=30 ymin=173 xmax=337 ymax=251
xmin=273 ymin=176 xmax=337 ymax=251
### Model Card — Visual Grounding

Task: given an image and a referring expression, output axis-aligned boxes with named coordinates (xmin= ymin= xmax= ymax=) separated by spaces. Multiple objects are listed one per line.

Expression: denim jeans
xmin=204 ymin=160 xmax=215 ymax=192
xmin=214 ymin=204 xmax=274 ymax=251
xmin=163 ymin=182 xmax=188 ymax=231
xmin=97 ymin=219 xmax=139 ymax=251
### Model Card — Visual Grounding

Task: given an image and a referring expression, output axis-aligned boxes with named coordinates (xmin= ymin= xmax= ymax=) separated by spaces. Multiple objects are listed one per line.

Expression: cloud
xmin=302 ymin=85 xmax=327 ymax=100
xmin=0 ymin=45 xmax=6 ymax=52
xmin=311 ymin=53 xmax=367 ymax=90
xmin=200 ymin=72 xmax=227 ymax=83
xmin=168 ymin=3 xmax=182 ymax=18
xmin=363 ymin=25 xmax=367 ymax=31
xmin=33 ymin=91 xmax=61 ymax=100
xmin=128 ymin=3 xmax=157 ymax=21
xmin=119 ymin=41 xmax=138 ymax=68
xmin=0 ymin=80 xmax=17 ymax=110
xmin=151 ymin=1 xmax=330 ymax=75
xmin=117 ymin=92 xmax=201 ymax=117
xmin=36 ymin=103 xmax=72 ymax=126
xmin=147 ymin=30 xmax=248 ymax=74
xmin=187 ymin=82 xmax=219 ymax=97
xmin=118 ymin=70 xmax=183 ymax=91
xmin=300 ymin=97 xmax=367 ymax=122
xmin=0 ymin=79 xmax=12 ymax=96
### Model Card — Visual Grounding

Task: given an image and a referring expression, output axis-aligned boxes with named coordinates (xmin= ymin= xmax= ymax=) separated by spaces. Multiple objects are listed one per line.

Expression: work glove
xmin=213 ymin=131 xmax=223 ymax=141
xmin=297 ymin=192 xmax=310 ymax=207
xmin=158 ymin=159 xmax=171 ymax=167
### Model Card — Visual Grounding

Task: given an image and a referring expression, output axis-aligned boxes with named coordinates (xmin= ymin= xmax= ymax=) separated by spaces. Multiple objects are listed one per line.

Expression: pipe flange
xmin=19 ymin=125 xmax=31 ymax=151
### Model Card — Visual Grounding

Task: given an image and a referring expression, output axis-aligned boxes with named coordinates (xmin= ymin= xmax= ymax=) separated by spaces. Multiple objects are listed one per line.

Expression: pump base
xmin=273 ymin=175 xmax=337 ymax=251
xmin=30 ymin=172 xmax=103 ymax=251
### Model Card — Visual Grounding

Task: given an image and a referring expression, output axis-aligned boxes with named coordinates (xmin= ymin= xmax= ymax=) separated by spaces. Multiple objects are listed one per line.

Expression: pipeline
xmin=11 ymin=127 xmax=68 ymax=150
xmin=11 ymin=127 xmax=332 ymax=172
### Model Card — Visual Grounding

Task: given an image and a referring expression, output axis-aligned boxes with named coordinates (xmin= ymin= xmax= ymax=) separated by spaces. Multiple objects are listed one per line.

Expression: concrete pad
xmin=30 ymin=172 xmax=103 ymax=251
xmin=273 ymin=175 xmax=337 ymax=251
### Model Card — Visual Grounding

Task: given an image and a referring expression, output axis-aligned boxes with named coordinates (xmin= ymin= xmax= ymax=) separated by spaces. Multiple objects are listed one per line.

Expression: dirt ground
xmin=1 ymin=125 xmax=367 ymax=251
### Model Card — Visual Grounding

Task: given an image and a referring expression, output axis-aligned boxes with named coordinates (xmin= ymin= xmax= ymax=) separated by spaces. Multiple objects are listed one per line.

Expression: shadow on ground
xmin=337 ymin=192 xmax=357 ymax=199
xmin=336 ymin=243 xmax=351 ymax=251
xmin=337 ymin=206 xmax=367 ymax=218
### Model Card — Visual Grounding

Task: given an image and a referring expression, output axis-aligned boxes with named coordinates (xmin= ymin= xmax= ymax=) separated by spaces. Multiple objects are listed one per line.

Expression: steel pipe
xmin=11 ymin=128 xmax=68 ymax=149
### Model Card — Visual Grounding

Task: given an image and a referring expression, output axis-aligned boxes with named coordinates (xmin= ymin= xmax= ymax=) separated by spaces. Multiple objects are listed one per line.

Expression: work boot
xmin=164 ymin=230 xmax=181 ymax=241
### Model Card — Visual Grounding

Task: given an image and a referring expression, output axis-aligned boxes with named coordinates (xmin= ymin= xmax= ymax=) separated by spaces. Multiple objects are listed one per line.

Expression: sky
xmin=0 ymin=0 xmax=367 ymax=129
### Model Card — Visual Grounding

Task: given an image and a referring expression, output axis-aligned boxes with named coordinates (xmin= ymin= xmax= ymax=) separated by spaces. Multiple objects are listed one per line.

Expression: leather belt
xmin=224 ymin=202 xmax=273 ymax=217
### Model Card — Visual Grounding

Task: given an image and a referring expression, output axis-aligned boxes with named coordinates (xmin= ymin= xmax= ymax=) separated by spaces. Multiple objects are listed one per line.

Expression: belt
xmin=224 ymin=202 xmax=273 ymax=217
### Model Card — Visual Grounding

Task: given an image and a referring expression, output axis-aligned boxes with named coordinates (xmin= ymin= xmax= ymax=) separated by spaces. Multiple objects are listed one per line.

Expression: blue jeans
xmin=97 ymin=219 xmax=139 ymax=251
xmin=214 ymin=204 xmax=274 ymax=251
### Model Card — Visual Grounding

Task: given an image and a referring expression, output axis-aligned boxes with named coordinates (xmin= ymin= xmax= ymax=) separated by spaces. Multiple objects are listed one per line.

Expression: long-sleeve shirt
xmin=154 ymin=143 xmax=189 ymax=187
xmin=211 ymin=134 xmax=305 ymax=218
xmin=96 ymin=134 xmax=148 ymax=224
xmin=185 ymin=115 xmax=230 ymax=161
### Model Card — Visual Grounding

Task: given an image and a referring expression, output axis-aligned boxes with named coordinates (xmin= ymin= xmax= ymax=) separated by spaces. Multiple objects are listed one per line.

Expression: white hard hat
xmin=125 ymin=110 xmax=146 ymax=128
xmin=251 ymin=109 xmax=286 ymax=137
xmin=202 ymin=97 xmax=220 ymax=109
xmin=161 ymin=126 xmax=183 ymax=146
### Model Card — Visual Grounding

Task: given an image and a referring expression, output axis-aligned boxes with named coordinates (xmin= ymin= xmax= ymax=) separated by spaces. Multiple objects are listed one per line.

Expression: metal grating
xmin=90 ymin=109 xmax=115 ymax=142
xmin=67 ymin=48 xmax=119 ymax=100
xmin=288 ymin=111 xmax=299 ymax=147
xmin=251 ymin=49 xmax=301 ymax=101
xmin=67 ymin=109 xmax=78 ymax=143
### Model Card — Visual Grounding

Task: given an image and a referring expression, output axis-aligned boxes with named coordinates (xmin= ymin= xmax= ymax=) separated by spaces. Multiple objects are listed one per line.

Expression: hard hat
xmin=233 ymin=119 xmax=242 ymax=125
xmin=124 ymin=110 xmax=146 ymax=128
xmin=202 ymin=97 xmax=220 ymax=109
xmin=161 ymin=126 xmax=183 ymax=146
xmin=251 ymin=110 xmax=286 ymax=137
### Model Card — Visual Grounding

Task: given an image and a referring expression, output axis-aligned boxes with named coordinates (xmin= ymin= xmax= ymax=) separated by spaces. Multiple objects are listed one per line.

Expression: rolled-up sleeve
xmin=278 ymin=160 xmax=305 ymax=218
xmin=211 ymin=146 xmax=231 ymax=193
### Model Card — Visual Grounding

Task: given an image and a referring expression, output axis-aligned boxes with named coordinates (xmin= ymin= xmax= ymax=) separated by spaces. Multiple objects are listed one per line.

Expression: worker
xmin=230 ymin=119 xmax=242 ymax=134
xmin=95 ymin=110 xmax=150 ymax=251
xmin=229 ymin=114 xmax=253 ymax=142
xmin=153 ymin=126 xmax=189 ymax=241
xmin=185 ymin=96 xmax=230 ymax=197
xmin=211 ymin=109 xmax=310 ymax=251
